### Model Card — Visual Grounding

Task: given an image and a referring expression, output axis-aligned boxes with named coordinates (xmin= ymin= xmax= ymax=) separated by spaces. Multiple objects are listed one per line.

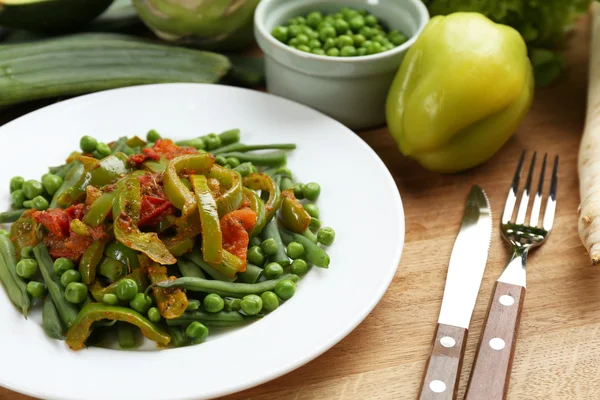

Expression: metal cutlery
xmin=419 ymin=185 xmax=492 ymax=400
xmin=465 ymin=151 xmax=558 ymax=400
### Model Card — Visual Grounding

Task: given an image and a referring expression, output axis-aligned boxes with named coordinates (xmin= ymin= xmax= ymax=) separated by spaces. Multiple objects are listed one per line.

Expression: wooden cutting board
xmin=0 ymin=14 xmax=596 ymax=400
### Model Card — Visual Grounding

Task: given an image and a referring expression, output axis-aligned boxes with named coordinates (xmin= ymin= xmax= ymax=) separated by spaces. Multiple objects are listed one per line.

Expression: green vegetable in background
xmin=386 ymin=13 xmax=534 ymax=173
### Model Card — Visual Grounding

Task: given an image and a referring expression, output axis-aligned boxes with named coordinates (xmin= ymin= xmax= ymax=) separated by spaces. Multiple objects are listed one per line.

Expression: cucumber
xmin=0 ymin=0 xmax=115 ymax=32
xmin=0 ymin=33 xmax=231 ymax=106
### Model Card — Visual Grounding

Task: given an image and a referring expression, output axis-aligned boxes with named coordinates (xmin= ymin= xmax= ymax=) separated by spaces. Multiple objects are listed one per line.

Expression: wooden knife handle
xmin=465 ymin=282 xmax=526 ymax=400
xmin=418 ymin=323 xmax=467 ymax=400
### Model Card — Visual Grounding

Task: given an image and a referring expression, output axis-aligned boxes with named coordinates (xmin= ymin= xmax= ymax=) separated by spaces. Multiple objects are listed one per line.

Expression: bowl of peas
xmin=254 ymin=0 xmax=429 ymax=130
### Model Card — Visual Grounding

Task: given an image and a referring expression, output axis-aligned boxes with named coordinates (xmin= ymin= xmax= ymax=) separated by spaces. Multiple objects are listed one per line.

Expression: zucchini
xmin=0 ymin=33 xmax=231 ymax=106
xmin=0 ymin=0 xmax=114 ymax=32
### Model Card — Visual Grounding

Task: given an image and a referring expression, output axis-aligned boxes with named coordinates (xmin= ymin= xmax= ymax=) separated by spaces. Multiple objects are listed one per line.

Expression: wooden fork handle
xmin=418 ymin=323 xmax=467 ymax=400
xmin=465 ymin=282 xmax=526 ymax=400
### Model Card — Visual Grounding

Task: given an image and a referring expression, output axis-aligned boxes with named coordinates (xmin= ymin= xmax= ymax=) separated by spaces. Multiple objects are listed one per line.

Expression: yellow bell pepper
xmin=386 ymin=13 xmax=534 ymax=173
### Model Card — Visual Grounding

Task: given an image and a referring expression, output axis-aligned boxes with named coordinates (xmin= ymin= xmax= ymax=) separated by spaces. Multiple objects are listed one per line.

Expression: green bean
xmin=177 ymin=258 xmax=206 ymax=279
xmin=54 ymin=162 xmax=75 ymax=179
xmin=237 ymin=263 xmax=263 ymax=284
xmin=43 ymin=297 xmax=65 ymax=340
xmin=0 ymin=209 xmax=25 ymax=223
xmin=213 ymin=143 xmax=296 ymax=155
xmin=216 ymin=151 xmax=287 ymax=167
xmin=280 ymin=229 xmax=330 ymax=268
xmin=0 ymin=235 xmax=30 ymax=316
xmin=217 ymin=128 xmax=241 ymax=146
xmin=260 ymin=218 xmax=290 ymax=266
xmin=302 ymin=228 xmax=319 ymax=243
xmin=111 ymin=136 xmax=128 ymax=154
xmin=183 ymin=250 xmax=235 ymax=282
xmin=250 ymin=236 xmax=262 ymax=247
xmin=0 ymin=252 xmax=26 ymax=315
xmin=223 ymin=297 xmax=241 ymax=312
xmin=186 ymin=299 xmax=201 ymax=311
xmin=34 ymin=244 xmax=80 ymax=327
xmin=117 ymin=322 xmax=138 ymax=349
xmin=167 ymin=326 xmax=189 ymax=347
xmin=166 ymin=310 xmax=255 ymax=327
xmin=50 ymin=161 xmax=84 ymax=208
xmin=154 ymin=274 xmax=299 ymax=298
xmin=280 ymin=177 xmax=294 ymax=191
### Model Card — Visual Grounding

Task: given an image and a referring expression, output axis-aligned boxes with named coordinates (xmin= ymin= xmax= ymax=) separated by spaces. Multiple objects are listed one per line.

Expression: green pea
xmin=353 ymin=34 xmax=366 ymax=48
xmin=364 ymin=14 xmax=378 ymax=27
xmin=247 ymin=246 xmax=265 ymax=266
xmin=130 ymin=293 xmax=152 ymax=314
xmin=303 ymin=203 xmax=319 ymax=218
xmin=65 ymin=282 xmax=88 ymax=304
xmin=349 ymin=16 xmax=365 ymax=32
xmin=22 ymin=200 xmax=33 ymax=209
xmin=20 ymin=246 xmax=34 ymax=260
xmin=203 ymin=293 xmax=225 ymax=313
xmin=383 ymin=43 xmax=395 ymax=52
xmin=307 ymin=31 xmax=319 ymax=40
xmin=333 ymin=12 xmax=344 ymax=20
xmin=334 ymin=19 xmax=349 ymax=35
xmin=340 ymin=45 xmax=357 ymax=57
xmin=10 ymin=176 xmax=24 ymax=193
xmin=27 ymin=281 xmax=46 ymax=298
xmin=187 ymin=299 xmax=201 ymax=311
xmin=116 ymin=278 xmax=138 ymax=301
xmin=0 ymin=230 xmax=8 ymax=236
xmin=291 ymin=184 xmax=304 ymax=200
xmin=204 ymin=134 xmax=222 ymax=150
xmin=16 ymin=259 xmax=38 ymax=279
xmin=60 ymin=269 xmax=81 ymax=287
xmin=303 ymin=182 xmax=321 ymax=201
xmin=357 ymin=47 xmax=368 ymax=56
xmin=312 ymin=48 xmax=326 ymax=56
xmin=301 ymin=25 xmax=314 ymax=35
xmin=274 ymin=167 xmax=292 ymax=178
xmin=53 ymin=258 xmax=75 ymax=276
xmin=148 ymin=307 xmax=161 ymax=322
xmin=309 ymin=217 xmax=322 ymax=231
xmin=373 ymin=34 xmax=388 ymax=45
xmin=319 ymin=26 xmax=336 ymax=42
xmin=96 ymin=142 xmax=112 ymax=158
xmin=367 ymin=41 xmax=383 ymax=54
xmin=327 ymin=48 xmax=340 ymax=57
xmin=295 ymin=16 xmax=306 ymax=25
xmin=261 ymin=291 xmax=280 ymax=313
xmin=306 ymin=11 xmax=323 ymax=28
xmin=286 ymin=17 xmax=298 ymax=26
xmin=323 ymin=15 xmax=335 ymax=24
xmin=225 ymin=157 xmax=240 ymax=168
xmin=272 ymin=26 xmax=289 ymax=43
xmin=360 ymin=26 xmax=375 ymax=39
xmin=31 ymin=195 xmax=49 ymax=211
xmin=322 ymin=37 xmax=336 ymax=51
xmin=389 ymin=30 xmax=407 ymax=46
xmin=340 ymin=7 xmax=357 ymax=19
xmin=286 ymin=242 xmax=305 ymax=259
xmin=103 ymin=293 xmax=119 ymax=305
xmin=291 ymin=259 xmax=309 ymax=276
xmin=308 ymin=39 xmax=322 ymax=49
xmin=241 ymin=294 xmax=263 ymax=315
xmin=11 ymin=190 xmax=25 ymax=209
xmin=261 ymin=238 xmax=279 ymax=256
xmin=288 ymin=37 xmax=300 ymax=47
xmin=358 ymin=9 xmax=368 ymax=16
xmin=335 ymin=35 xmax=353 ymax=48
xmin=22 ymin=180 xmax=43 ymax=200
xmin=373 ymin=23 xmax=385 ymax=32
xmin=275 ymin=279 xmax=296 ymax=301
xmin=295 ymin=34 xmax=309 ymax=45
xmin=214 ymin=155 xmax=227 ymax=166
xmin=318 ymin=227 xmax=336 ymax=246
xmin=186 ymin=321 xmax=209 ymax=343
xmin=264 ymin=262 xmax=283 ymax=280
xmin=288 ymin=25 xmax=302 ymax=38
xmin=296 ymin=44 xmax=311 ymax=53
xmin=146 ymin=129 xmax=161 ymax=143
xmin=80 ymin=135 xmax=98 ymax=153
xmin=234 ymin=162 xmax=257 ymax=177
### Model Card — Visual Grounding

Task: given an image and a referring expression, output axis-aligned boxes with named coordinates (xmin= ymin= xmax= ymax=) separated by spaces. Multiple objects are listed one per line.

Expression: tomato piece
xmin=33 ymin=209 xmax=70 ymax=238
xmin=139 ymin=196 xmax=174 ymax=228
xmin=220 ymin=208 xmax=257 ymax=263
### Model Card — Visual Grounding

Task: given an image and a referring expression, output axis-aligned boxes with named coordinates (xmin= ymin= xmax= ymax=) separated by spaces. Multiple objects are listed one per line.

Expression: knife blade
xmin=418 ymin=185 xmax=492 ymax=400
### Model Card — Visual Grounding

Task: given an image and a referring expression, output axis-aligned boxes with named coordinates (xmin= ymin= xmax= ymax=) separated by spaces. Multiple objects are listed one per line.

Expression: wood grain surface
xmin=0 ymin=14 xmax=596 ymax=400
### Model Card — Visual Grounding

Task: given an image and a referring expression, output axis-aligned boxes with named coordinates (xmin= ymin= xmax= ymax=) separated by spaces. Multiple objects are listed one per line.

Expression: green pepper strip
xmin=142 ymin=157 xmax=168 ymax=173
xmin=244 ymin=188 xmax=266 ymax=239
xmin=58 ymin=153 xmax=131 ymax=207
xmin=104 ymin=240 xmax=141 ymax=271
xmin=66 ymin=303 xmax=171 ymax=350
xmin=191 ymin=174 xmax=223 ymax=264
xmin=126 ymin=136 xmax=146 ymax=148
xmin=90 ymin=269 xmax=147 ymax=302
xmin=10 ymin=210 xmax=41 ymax=257
xmin=113 ymin=175 xmax=176 ymax=265
xmin=147 ymin=264 xmax=188 ymax=319
xmin=50 ymin=161 xmax=84 ymax=208
xmin=163 ymin=154 xmax=215 ymax=217
xmin=208 ymin=164 xmax=244 ymax=217
xmin=79 ymin=236 xmax=110 ymax=285
xmin=83 ymin=179 xmax=127 ymax=227
xmin=279 ymin=190 xmax=311 ymax=234
xmin=242 ymin=173 xmax=282 ymax=224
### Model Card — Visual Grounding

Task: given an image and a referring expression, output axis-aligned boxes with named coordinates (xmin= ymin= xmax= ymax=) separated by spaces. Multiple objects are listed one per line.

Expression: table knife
xmin=418 ymin=185 xmax=492 ymax=400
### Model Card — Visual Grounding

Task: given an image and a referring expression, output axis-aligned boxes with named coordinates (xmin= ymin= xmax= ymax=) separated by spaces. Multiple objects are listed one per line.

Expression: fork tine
xmin=502 ymin=150 xmax=526 ymax=224
xmin=543 ymin=155 xmax=559 ymax=231
xmin=515 ymin=152 xmax=536 ymax=224
xmin=529 ymin=154 xmax=547 ymax=227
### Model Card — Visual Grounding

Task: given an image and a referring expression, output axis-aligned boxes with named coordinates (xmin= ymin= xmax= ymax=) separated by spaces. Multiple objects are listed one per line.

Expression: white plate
xmin=0 ymin=84 xmax=404 ymax=400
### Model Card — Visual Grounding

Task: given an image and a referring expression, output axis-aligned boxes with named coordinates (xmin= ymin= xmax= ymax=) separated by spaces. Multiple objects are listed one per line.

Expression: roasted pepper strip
xmin=142 ymin=157 xmax=168 ymax=173
xmin=58 ymin=153 xmax=131 ymax=207
xmin=242 ymin=173 xmax=282 ymax=223
xmin=279 ymin=190 xmax=311 ymax=233
xmin=66 ymin=303 xmax=170 ymax=350
xmin=104 ymin=240 xmax=141 ymax=271
xmin=208 ymin=165 xmax=244 ymax=216
xmin=244 ymin=188 xmax=266 ymax=239
xmin=191 ymin=174 xmax=223 ymax=264
xmin=113 ymin=175 xmax=176 ymax=265
xmin=79 ymin=236 xmax=110 ymax=285
xmin=83 ymin=179 xmax=127 ymax=227
xmin=50 ymin=161 xmax=84 ymax=208
xmin=147 ymin=265 xmax=188 ymax=319
xmin=10 ymin=210 xmax=42 ymax=256
xmin=163 ymin=154 xmax=214 ymax=217
xmin=89 ymin=269 xmax=147 ymax=302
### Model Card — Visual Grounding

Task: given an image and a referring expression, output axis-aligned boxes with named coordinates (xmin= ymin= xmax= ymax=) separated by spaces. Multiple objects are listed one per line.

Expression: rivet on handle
xmin=440 ymin=336 xmax=456 ymax=348
xmin=429 ymin=380 xmax=446 ymax=393
xmin=489 ymin=338 xmax=506 ymax=350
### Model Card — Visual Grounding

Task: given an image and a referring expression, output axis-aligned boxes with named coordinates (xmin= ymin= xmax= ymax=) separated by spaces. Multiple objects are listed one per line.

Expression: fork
xmin=465 ymin=151 xmax=558 ymax=400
